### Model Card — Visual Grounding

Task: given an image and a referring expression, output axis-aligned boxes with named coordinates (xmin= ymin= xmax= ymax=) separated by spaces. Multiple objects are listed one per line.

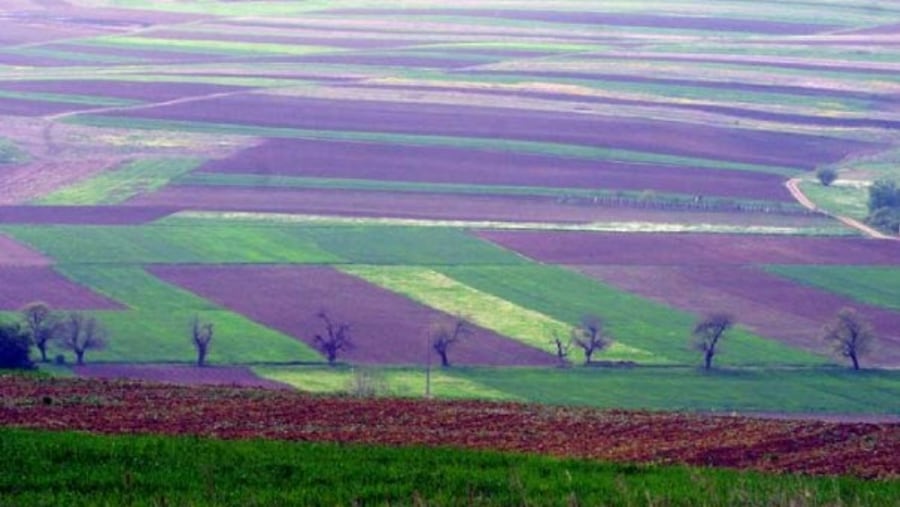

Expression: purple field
xmin=0 ymin=80 xmax=247 ymax=102
xmin=0 ymin=206 xmax=176 ymax=225
xmin=150 ymin=265 xmax=557 ymax=366
xmin=199 ymin=138 xmax=795 ymax=201
xmin=0 ymin=267 xmax=122 ymax=310
xmin=578 ymin=265 xmax=900 ymax=366
xmin=476 ymin=231 xmax=900 ymax=265
xmin=115 ymin=95 xmax=871 ymax=169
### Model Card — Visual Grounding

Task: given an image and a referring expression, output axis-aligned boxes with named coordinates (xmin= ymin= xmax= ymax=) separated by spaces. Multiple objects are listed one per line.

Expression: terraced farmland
xmin=0 ymin=0 xmax=898 ymax=419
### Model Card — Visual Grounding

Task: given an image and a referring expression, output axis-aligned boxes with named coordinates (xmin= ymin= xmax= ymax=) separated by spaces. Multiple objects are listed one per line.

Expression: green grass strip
xmin=35 ymin=158 xmax=204 ymax=205
xmin=175 ymin=172 xmax=805 ymax=211
xmin=67 ymin=115 xmax=799 ymax=176
xmin=457 ymin=366 xmax=900 ymax=414
xmin=4 ymin=428 xmax=895 ymax=506
xmin=765 ymin=265 xmax=900 ymax=312
xmin=44 ymin=265 xmax=321 ymax=364
xmin=0 ymin=224 xmax=341 ymax=265
xmin=82 ymin=36 xmax=338 ymax=57
xmin=341 ymin=265 xmax=660 ymax=363
xmin=256 ymin=365 xmax=516 ymax=400
xmin=439 ymin=264 xmax=829 ymax=367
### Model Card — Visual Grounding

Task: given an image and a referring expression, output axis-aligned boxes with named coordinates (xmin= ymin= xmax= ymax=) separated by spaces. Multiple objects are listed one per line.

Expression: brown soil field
xmin=2 ymin=375 xmax=897 ymax=478
xmin=476 ymin=231 xmax=900 ymax=265
xmin=150 ymin=265 xmax=556 ymax=367
xmin=74 ymin=364 xmax=290 ymax=389
xmin=0 ymin=97 xmax=89 ymax=116
xmin=0 ymin=266 xmax=123 ymax=310
xmin=126 ymin=186 xmax=822 ymax=227
xmin=199 ymin=138 xmax=794 ymax=201
xmin=576 ymin=265 xmax=900 ymax=366
xmin=0 ymin=234 xmax=50 ymax=266
xmin=115 ymin=95 xmax=868 ymax=169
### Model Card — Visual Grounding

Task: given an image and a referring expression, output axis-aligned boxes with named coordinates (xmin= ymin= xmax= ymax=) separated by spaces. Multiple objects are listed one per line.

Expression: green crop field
xmin=46 ymin=266 xmax=320 ymax=363
xmin=1 ymin=224 xmax=341 ymax=265
xmin=35 ymin=158 xmax=204 ymax=205
xmin=4 ymin=428 xmax=894 ymax=507
xmin=439 ymin=265 xmax=829 ymax=367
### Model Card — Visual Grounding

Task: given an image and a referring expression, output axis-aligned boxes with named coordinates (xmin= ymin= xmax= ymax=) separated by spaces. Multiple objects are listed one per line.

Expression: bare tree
xmin=20 ymin=301 xmax=59 ymax=363
xmin=190 ymin=315 xmax=214 ymax=367
xmin=550 ymin=330 xmax=571 ymax=367
xmin=571 ymin=314 xmax=609 ymax=365
xmin=431 ymin=316 xmax=472 ymax=368
xmin=313 ymin=310 xmax=353 ymax=366
xmin=693 ymin=313 xmax=734 ymax=370
xmin=58 ymin=313 xmax=107 ymax=366
xmin=823 ymin=307 xmax=875 ymax=371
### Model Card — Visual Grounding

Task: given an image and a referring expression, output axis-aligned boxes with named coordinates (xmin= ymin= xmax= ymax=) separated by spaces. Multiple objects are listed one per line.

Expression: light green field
xmin=256 ymin=365 xmax=516 ymax=400
xmin=48 ymin=265 xmax=321 ymax=364
xmin=766 ymin=265 xmax=900 ymax=311
xmin=67 ymin=115 xmax=800 ymax=176
xmin=82 ymin=36 xmax=338 ymax=57
xmin=1 ymin=224 xmax=341 ymax=265
xmin=254 ymin=365 xmax=900 ymax=414
xmin=800 ymin=180 xmax=869 ymax=219
xmin=35 ymin=158 xmax=204 ymax=205
xmin=342 ymin=265 xmax=659 ymax=363
xmin=439 ymin=265 xmax=829 ymax=367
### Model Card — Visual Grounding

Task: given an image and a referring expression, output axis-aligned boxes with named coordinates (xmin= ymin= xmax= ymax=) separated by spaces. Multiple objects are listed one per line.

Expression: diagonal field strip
xmin=341 ymin=265 xmax=660 ymax=363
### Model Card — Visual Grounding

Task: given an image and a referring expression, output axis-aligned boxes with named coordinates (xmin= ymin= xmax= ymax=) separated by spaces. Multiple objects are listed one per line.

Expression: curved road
xmin=785 ymin=178 xmax=897 ymax=240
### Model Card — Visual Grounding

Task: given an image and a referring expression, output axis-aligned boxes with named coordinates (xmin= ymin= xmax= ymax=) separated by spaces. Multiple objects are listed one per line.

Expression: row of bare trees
xmin=20 ymin=302 xmax=107 ymax=366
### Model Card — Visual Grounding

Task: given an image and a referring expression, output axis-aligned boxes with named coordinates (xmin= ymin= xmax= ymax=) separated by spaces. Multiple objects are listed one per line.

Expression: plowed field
xmin=2 ymin=375 xmax=897 ymax=479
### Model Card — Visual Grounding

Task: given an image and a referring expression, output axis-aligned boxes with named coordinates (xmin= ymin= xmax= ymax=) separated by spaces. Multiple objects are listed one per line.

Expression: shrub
xmin=0 ymin=322 xmax=34 ymax=370
xmin=816 ymin=167 xmax=838 ymax=186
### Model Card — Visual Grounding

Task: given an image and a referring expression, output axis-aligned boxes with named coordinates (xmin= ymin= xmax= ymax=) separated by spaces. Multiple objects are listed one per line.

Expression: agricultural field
xmin=0 ymin=0 xmax=897 ymax=408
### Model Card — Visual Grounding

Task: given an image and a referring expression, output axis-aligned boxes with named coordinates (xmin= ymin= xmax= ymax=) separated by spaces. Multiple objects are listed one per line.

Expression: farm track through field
xmin=786 ymin=178 xmax=897 ymax=240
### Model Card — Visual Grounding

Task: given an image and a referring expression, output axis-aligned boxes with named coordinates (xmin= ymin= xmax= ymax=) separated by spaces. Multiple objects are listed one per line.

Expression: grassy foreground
xmin=1 ymin=428 xmax=896 ymax=506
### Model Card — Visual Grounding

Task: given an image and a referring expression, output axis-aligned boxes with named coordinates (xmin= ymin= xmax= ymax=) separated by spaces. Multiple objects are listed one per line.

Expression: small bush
xmin=54 ymin=354 xmax=66 ymax=366
xmin=816 ymin=167 xmax=838 ymax=186
xmin=0 ymin=322 xmax=34 ymax=370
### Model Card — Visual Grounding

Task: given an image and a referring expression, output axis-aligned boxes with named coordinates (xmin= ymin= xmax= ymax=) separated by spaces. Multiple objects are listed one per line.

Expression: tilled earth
xmin=1 ymin=375 xmax=897 ymax=479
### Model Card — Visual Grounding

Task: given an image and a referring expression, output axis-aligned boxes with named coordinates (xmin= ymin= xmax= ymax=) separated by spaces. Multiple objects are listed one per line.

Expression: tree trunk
xmin=704 ymin=350 xmax=713 ymax=370
xmin=38 ymin=344 xmax=48 ymax=363
xmin=75 ymin=350 xmax=85 ymax=366
xmin=197 ymin=346 xmax=207 ymax=367
xmin=850 ymin=353 xmax=860 ymax=371
xmin=439 ymin=351 xmax=449 ymax=367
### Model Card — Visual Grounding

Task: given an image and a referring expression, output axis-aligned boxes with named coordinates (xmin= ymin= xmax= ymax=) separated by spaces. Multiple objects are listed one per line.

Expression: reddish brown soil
xmin=199 ymin=138 xmax=794 ymax=201
xmin=576 ymin=265 xmax=900 ymax=366
xmin=126 ymin=186 xmax=822 ymax=227
xmin=74 ymin=364 xmax=290 ymax=389
xmin=2 ymin=375 xmax=898 ymax=478
xmin=476 ymin=231 xmax=900 ymax=265
xmin=0 ymin=206 xmax=176 ymax=224
xmin=115 ymin=95 xmax=870 ymax=169
xmin=0 ymin=234 xmax=50 ymax=266
xmin=149 ymin=265 xmax=556 ymax=367
xmin=0 ymin=266 xmax=122 ymax=310
xmin=0 ymin=80 xmax=247 ymax=102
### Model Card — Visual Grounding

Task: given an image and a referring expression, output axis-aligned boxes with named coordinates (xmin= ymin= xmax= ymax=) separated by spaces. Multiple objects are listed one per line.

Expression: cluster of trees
xmin=0 ymin=302 xmax=218 ymax=370
xmin=690 ymin=308 xmax=876 ymax=371
xmin=2 ymin=303 xmax=878 ymax=372
xmin=0 ymin=302 xmax=107 ymax=369
xmin=866 ymin=179 xmax=900 ymax=234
